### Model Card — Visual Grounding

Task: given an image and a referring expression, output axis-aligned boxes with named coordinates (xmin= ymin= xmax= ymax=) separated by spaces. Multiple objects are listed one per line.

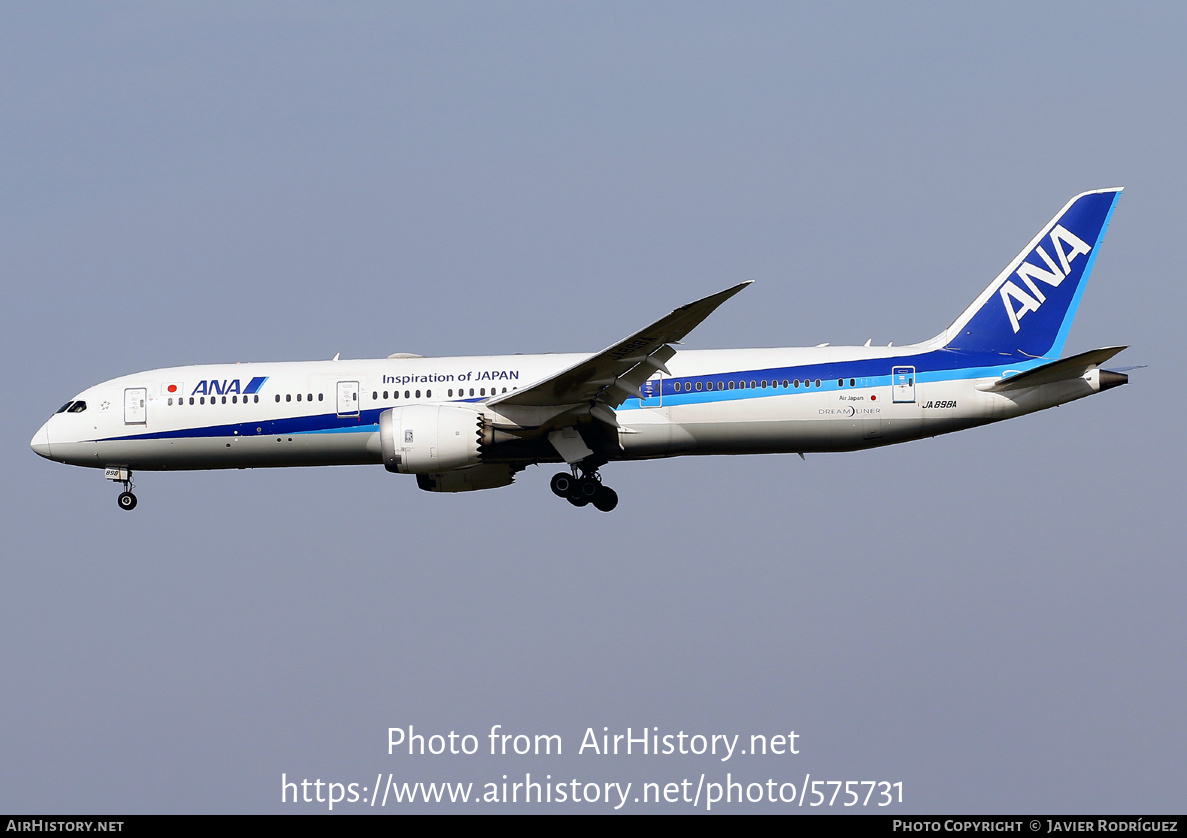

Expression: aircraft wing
xmin=486 ymin=281 xmax=752 ymax=433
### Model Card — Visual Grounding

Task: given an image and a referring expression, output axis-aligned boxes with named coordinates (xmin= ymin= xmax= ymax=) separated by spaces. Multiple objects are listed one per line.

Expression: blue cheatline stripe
xmin=294 ymin=424 xmax=380 ymax=435
xmin=623 ymin=348 xmax=1045 ymax=409
xmin=101 ymin=347 xmax=1053 ymax=442
xmin=102 ymin=409 xmax=386 ymax=442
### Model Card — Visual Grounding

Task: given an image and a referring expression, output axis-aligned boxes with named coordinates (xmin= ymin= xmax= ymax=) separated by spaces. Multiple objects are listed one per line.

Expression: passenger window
xmin=405 ymin=390 xmax=410 ymax=399
xmin=695 ymin=382 xmax=702 ymax=391
xmin=416 ymin=390 xmax=421 ymax=398
xmin=761 ymin=380 xmax=768 ymax=388
xmin=286 ymin=394 xmax=291 ymax=402
xmin=372 ymin=391 xmax=377 ymax=400
xmin=728 ymin=381 xmax=735 ymax=390
xmin=308 ymin=394 xmax=313 ymax=402
xmin=838 ymin=379 xmax=843 ymax=387
xmin=318 ymin=393 xmax=323 ymax=401
xmin=297 ymin=394 xmax=302 ymax=402
xmin=782 ymin=379 xmax=789 ymax=388
xmin=815 ymin=379 xmax=822 ymax=387
xmin=793 ymin=380 xmax=800 ymax=388
xmin=427 ymin=390 xmax=432 ymax=398
xmin=275 ymin=394 xmax=280 ymax=402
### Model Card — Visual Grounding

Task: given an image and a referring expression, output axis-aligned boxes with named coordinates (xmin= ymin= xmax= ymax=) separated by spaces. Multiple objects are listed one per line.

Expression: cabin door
xmin=892 ymin=367 xmax=916 ymax=403
xmin=123 ymin=388 xmax=147 ymax=425
xmin=639 ymin=374 xmax=664 ymax=408
xmin=336 ymin=381 xmax=360 ymax=416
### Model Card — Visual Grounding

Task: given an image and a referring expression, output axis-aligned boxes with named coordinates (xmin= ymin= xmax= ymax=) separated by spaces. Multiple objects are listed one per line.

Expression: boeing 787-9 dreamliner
xmin=32 ymin=189 xmax=1129 ymax=512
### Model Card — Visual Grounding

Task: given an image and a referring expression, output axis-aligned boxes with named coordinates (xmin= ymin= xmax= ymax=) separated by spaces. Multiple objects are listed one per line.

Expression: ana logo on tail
xmin=999 ymin=224 xmax=1092 ymax=333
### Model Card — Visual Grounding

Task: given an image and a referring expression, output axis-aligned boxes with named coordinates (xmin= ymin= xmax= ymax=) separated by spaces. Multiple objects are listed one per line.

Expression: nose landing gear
xmin=105 ymin=467 xmax=138 ymax=511
xmin=549 ymin=466 xmax=619 ymax=512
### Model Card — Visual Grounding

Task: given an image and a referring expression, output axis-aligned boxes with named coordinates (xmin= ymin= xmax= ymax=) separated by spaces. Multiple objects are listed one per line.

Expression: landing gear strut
xmin=106 ymin=467 xmax=137 ymax=511
xmin=549 ymin=465 xmax=618 ymax=512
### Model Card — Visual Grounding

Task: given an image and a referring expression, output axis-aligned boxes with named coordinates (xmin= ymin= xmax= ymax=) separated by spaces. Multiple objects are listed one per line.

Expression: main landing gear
xmin=550 ymin=467 xmax=618 ymax=512
xmin=106 ymin=467 xmax=138 ymax=511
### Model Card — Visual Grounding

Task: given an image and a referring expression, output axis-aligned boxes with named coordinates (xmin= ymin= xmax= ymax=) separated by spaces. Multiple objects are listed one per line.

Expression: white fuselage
xmin=30 ymin=343 xmax=1100 ymax=474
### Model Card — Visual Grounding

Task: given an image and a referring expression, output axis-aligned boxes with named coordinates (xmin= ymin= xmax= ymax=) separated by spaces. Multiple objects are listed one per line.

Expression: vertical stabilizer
xmin=939 ymin=188 xmax=1122 ymax=358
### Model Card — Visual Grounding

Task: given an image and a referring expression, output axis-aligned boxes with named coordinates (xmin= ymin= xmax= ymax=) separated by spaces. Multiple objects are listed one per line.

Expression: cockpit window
xmin=67 ymin=401 xmax=87 ymax=413
xmin=56 ymin=402 xmax=74 ymax=414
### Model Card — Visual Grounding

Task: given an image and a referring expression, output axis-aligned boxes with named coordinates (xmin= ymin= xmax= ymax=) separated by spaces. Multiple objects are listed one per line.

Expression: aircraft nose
xmin=30 ymin=421 xmax=51 ymax=459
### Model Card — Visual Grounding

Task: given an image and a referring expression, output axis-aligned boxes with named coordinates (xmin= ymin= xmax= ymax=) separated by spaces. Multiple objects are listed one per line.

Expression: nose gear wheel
xmin=111 ymin=471 xmax=138 ymax=511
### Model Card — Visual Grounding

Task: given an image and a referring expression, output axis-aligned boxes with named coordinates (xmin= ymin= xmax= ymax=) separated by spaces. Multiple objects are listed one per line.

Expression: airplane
xmin=31 ymin=188 xmax=1130 ymax=512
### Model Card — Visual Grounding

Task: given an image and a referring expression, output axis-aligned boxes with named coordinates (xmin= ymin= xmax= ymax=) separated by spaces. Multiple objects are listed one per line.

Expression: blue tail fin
xmin=939 ymin=188 xmax=1122 ymax=358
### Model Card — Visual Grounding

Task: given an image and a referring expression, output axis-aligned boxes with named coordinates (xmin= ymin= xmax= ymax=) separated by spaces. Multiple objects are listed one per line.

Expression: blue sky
xmin=2 ymin=3 xmax=1183 ymax=813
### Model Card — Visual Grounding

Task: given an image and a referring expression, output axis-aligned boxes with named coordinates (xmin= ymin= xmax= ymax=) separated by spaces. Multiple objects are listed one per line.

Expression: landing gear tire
xmin=592 ymin=486 xmax=618 ymax=512
xmin=117 ymin=491 xmax=137 ymax=511
xmin=550 ymin=472 xmax=575 ymax=498
xmin=551 ymin=466 xmax=619 ymax=511
xmin=567 ymin=477 xmax=597 ymax=507
xmin=575 ymin=477 xmax=600 ymax=502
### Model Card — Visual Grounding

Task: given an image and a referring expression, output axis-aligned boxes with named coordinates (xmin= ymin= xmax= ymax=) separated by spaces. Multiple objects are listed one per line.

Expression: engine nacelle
xmin=416 ymin=465 xmax=518 ymax=493
xmin=379 ymin=405 xmax=483 ymax=474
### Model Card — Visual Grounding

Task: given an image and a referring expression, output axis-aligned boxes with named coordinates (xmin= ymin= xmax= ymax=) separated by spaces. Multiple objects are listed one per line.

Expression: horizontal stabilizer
xmin=977 ymin=346 xmax=1127 ymax=392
